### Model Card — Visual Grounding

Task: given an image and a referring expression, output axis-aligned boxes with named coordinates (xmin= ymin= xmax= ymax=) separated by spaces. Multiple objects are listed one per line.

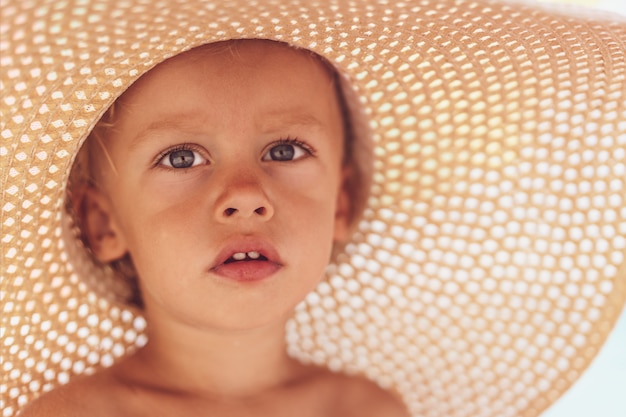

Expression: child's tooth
xmin=247 ymin=251 xmax=260 ymax=259
xmin=232 ymin=252 xmax=246 ymax=261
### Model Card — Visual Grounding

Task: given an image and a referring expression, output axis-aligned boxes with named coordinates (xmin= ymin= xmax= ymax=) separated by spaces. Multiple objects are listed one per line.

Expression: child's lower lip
xmin=210 ymin=261 xmax=281 ymax=282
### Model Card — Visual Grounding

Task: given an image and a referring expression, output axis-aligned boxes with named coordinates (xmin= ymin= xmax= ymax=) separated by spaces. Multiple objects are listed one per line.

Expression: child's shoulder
xmin=18 ymin=362 xmax=410 ymax=417
xmin=314 ymin=370 xmax=411 ymax=417
xmin=18 ymin=369 xmax=122 ymax=417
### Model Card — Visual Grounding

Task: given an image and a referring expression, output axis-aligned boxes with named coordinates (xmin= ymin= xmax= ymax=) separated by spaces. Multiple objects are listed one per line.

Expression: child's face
xmin=85 ymin=40 xmax=350 ymax=329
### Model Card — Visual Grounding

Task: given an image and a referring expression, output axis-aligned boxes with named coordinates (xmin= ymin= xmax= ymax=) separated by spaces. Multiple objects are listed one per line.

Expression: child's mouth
xmin=210 ymin=241 xmax=282 ymax=282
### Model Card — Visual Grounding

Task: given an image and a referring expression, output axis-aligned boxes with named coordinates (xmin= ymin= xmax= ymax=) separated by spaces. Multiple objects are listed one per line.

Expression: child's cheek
xmin=270 ymin=162 xmax=341 ymax=199
xmin=139 ymin=169 xmax=210 ymax=207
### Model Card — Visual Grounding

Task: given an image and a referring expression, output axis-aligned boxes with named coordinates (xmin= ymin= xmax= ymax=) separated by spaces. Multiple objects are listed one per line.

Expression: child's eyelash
xmin=151 ymin=138 xmax=315 ymax=167
xmin=275 ymin=137 xmax=316 ymax=155
xmin=152 ymin=143 xmax=204 ymax=167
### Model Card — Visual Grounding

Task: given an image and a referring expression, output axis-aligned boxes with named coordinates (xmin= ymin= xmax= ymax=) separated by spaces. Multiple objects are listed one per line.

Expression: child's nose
xmin=213 ymin=179 xmax=274 ymax=223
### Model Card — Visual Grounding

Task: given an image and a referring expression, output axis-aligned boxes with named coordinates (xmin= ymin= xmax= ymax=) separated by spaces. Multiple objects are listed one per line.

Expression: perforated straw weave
xmin=2 ymin=0 xmax=626 ymax=416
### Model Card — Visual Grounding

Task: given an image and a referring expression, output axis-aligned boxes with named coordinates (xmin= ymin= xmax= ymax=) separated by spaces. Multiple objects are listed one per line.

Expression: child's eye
xmin=262 ymin=139 xmax=313 ymax=162
xmin=157 ymin=146 xmax=207 ymax=169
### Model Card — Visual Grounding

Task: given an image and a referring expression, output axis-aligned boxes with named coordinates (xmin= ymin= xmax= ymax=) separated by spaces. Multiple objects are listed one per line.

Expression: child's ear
xmin=333 ymin=166 xmax=352 ymax=242
xmin=73 ymin=185 xmax=128 ymax=263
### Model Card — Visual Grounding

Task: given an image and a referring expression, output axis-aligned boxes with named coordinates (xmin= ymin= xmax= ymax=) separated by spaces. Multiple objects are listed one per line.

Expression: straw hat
xmin=2 ymin=0 xmax=625 ymax=416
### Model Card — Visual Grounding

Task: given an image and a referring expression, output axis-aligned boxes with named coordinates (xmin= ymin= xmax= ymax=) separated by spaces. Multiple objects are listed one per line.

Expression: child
xmin=3 ymin=1 xmax=626 ymax=416
xmin=18 ymin=39 xmax=410 ymax=417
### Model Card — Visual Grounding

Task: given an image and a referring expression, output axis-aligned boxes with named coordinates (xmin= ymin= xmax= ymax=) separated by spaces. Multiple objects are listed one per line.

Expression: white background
xmin=542 ymin=310 xmax=626 ymax=417
xmin=531 ymin=1 xmax=626 ymax=416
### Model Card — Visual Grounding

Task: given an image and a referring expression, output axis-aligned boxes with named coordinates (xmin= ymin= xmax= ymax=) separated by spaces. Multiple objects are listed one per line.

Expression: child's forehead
xmin=119 ymin=40 xmax=335 ymax=106
xmin=156 ymin=40 xmax=330 ymax=77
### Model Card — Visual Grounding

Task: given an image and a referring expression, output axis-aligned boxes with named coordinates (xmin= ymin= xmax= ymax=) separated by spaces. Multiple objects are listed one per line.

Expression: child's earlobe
xmin=75 ymin=186 xmax=129 ymax=263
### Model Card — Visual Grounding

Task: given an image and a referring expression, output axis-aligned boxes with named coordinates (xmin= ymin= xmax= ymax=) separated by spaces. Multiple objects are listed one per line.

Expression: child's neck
xmin=119 ymin=307 xmax=309 ymax=399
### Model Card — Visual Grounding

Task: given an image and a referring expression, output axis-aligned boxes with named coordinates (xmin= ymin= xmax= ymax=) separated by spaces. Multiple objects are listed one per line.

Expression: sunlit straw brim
xmin=2 ymin=1 xmax=626 ymax=416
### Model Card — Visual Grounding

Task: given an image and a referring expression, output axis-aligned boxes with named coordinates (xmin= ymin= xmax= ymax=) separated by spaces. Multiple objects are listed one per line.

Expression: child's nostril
xmin=255 ymin=207 xmax=266 ymax=215
xmin=224 ymin=208 xmax=237 ymax=216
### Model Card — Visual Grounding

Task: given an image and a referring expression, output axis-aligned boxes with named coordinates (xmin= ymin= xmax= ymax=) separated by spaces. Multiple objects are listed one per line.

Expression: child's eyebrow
xmin=130 ymin=110 xmax=328 ymax=148
xmin=129 ymin=114 xmax=210 ymax=149
xmin=257 ymin=110 xmax=326 ymax=133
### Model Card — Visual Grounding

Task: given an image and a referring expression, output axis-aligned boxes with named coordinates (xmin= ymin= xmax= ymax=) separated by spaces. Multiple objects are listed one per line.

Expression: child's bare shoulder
xmin=18 ymin=370 xmax=122 ymax=417
xmin=19 ymin=363 xmax=410 ymax=417
xmin=339 ymin=376 xmax=410 ymax=417
xmin=307 ymin=368 xmax=411 ymax=417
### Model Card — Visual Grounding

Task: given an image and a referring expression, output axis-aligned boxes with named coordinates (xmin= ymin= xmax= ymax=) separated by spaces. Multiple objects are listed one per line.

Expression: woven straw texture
xmin=2 ymin=0 xmax=626 ymax=416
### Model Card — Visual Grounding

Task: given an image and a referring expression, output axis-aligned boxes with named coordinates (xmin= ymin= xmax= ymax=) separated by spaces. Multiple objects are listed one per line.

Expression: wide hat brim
xmin=2 ymin=0 xmax=626 ymax=416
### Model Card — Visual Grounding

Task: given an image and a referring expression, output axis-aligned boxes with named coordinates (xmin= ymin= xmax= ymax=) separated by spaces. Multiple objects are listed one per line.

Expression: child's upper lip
xmin=210 ymin=236 xmax=283 ymax=269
